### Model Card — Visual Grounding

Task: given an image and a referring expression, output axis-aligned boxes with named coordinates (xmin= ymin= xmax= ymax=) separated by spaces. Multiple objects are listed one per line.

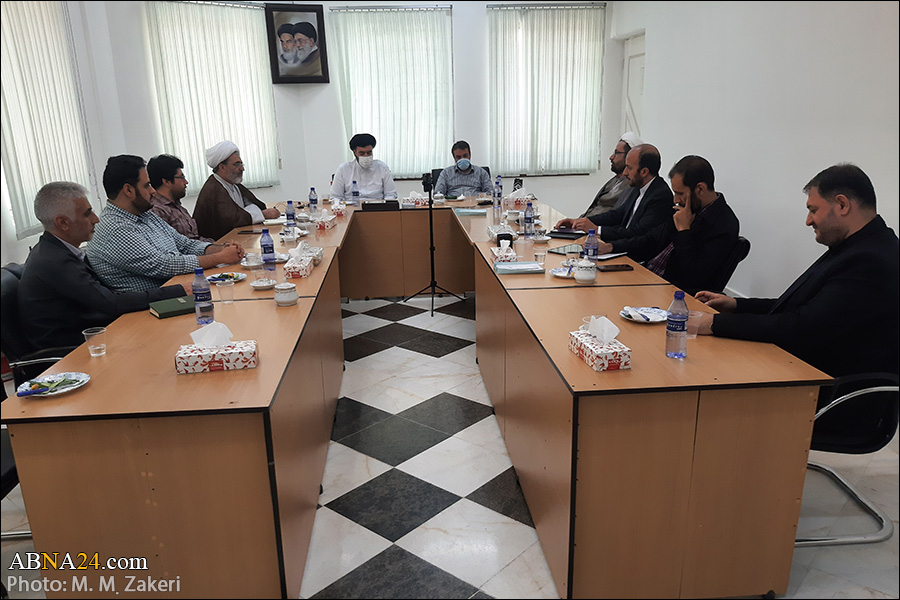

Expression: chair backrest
xmin=812 ymin=372 xmax=899 ymax=455
xmin=709 ymin=236 xmax=750 ymax=293
xmin=0 ymin=263 xmax=34 ymax=362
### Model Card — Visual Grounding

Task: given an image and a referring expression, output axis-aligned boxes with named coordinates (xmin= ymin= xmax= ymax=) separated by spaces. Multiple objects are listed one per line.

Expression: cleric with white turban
xmin=205 ymin=140 xmax=240 ymax=169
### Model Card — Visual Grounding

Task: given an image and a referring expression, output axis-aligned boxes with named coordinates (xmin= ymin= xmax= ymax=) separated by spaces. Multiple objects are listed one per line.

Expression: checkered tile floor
xmin=299 ymin=296 xmax=559 ymax=599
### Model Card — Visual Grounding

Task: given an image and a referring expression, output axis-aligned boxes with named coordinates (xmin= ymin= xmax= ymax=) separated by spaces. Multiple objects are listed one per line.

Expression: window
xmin=488 ymin=4 xmax=605 ymax=176
xmin=1 ymin=1 xmax=95 ymax=239
xmin=146 ymin=1 xmax=278 ymax=189
xmin=330 ymin=6 xmax=453 ymax=179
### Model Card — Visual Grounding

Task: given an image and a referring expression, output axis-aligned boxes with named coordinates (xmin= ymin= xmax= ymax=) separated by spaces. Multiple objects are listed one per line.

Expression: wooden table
xmin=3 ymin=198 xmax=830 ymax=599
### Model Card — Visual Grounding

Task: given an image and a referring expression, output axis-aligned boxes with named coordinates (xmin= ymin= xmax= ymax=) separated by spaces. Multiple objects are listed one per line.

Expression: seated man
xmin=580 ymin=131 xmax=643 ymax=218
xmin=87 ymin=155 xmax=244 ymax=292
xmin=695 ymin=163 xmax=899 ymax=378
xmin=193 ymin=140 xmax=280 ymax=241
xmin=595 ymin=155 xmax=740 ymax=295
xmin=434 ymin=140 xmax=492 ymax=197
xmin=18 ymin=181 xmax=189 ymax=350
xmin=147 ymin=153 xmax=213 ymax=242
xmin=556 ymin=144 xmax=673 ymax=242
xmin=330 ymin=133 xmax=398 ymax=202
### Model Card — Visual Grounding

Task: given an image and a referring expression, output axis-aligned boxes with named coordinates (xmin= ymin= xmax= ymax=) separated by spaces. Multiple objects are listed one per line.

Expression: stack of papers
xmin=454 ymin=208 xmax=487 ymax=216
xmin=494 ymin=261 xmax=545 ymax=274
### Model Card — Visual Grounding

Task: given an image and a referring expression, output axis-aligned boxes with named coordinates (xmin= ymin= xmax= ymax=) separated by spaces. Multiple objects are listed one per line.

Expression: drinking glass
xmin=83 ymin=327 xmax=107 ymax=357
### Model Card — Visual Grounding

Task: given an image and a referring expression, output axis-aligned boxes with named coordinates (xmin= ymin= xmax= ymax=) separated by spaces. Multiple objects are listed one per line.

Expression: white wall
xmin=2 ymin=1 xmax=897 ymax=301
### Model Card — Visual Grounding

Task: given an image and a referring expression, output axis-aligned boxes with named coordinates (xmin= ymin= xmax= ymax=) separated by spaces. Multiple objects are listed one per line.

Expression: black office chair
xmin=709 ymin=235 xmax=750 ymax=293
xmin=795 ymin=372 xmax=899 ymax=547
xmin=1 ymin=263 xmax=76 ymax=387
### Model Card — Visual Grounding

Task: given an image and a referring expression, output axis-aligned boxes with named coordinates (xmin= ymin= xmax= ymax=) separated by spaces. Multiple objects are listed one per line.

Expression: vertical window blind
xmin=146 ymin=1 xmax=279 ymax=189
xmin=1 ymin=0 xmax=94 ymax=239
xmin=330 ymin=6 xmax=453 ymax=179
xmin=488 ymin=4 xmax=605 ymax=176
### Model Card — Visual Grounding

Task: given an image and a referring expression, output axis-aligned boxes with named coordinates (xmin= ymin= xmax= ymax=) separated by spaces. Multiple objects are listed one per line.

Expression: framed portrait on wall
xmin=265 ymin=4 xmax=329 ymax=84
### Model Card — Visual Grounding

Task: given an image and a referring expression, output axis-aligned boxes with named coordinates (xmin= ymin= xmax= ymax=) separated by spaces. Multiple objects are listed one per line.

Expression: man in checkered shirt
xmin=87 ymin=155 xmax=244 ymax=293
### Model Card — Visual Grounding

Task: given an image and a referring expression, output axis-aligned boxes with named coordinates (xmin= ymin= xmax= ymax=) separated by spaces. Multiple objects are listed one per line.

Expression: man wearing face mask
xmin=292 ymin=21 xmax=322 ymax=78
xmin=594 ymin=155 xmax=740 ymax=295
xmin=330 ymin=133 xmax=398 ymax=202
xmin=276 ymin=22 xmax=300 ymax=75
xmin=193 ymin=140 xmax=280 ymax=241
xmin=434 ymin=140 xmax=492 ymax=197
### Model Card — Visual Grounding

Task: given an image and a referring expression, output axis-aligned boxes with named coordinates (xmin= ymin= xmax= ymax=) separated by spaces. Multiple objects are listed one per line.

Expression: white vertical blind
xmin=1 ymin=1 xmax=94 ymax=239
xmin=488 ymin=5 xmax=605 ymax=176
xmin=330 ymin=7 xmax=453 ymax=178
xmin=145 ymin=1 xmax=279 ymax=189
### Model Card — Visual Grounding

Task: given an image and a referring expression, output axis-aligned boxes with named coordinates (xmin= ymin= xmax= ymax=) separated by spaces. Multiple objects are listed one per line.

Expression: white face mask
xmin=357 ymin=156 xmax=374 ymax=169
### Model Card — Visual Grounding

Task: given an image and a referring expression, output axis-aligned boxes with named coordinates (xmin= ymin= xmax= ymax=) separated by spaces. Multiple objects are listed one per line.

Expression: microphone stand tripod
xmin=403 ymin=172 xmax=464 ymax=316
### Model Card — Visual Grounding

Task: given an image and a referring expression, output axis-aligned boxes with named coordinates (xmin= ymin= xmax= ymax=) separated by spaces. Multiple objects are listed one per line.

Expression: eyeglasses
xmin=174 ymin=175 xmax=187 ymax=180
xmin=612 ymin=151 xmax=627 ymax=156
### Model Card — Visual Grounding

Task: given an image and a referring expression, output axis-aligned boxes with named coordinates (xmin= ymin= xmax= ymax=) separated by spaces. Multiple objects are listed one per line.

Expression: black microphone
xmin=421 ymin=172 xmax=433 ymax=192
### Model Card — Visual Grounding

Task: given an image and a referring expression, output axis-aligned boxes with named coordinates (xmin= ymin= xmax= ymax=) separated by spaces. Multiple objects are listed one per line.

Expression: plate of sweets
xmin=206 ymin=272 xmax=247 ymax=283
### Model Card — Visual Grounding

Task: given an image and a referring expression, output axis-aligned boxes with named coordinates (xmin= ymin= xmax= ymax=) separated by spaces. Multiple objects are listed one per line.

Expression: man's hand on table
xmin=262 ymin=207 xmax=281 ymax=219
xmin=554 ymin=217 xmax=594 ymax=232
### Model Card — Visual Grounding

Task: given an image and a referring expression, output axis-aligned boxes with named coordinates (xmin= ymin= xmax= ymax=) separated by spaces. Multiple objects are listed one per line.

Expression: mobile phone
xmin=548 ymin=243 xmax=583 ymax=255
xmin=238 ymin=229 xmax=263 ymax=234
xmin=596 ymin=263 xmax=634 ymax=272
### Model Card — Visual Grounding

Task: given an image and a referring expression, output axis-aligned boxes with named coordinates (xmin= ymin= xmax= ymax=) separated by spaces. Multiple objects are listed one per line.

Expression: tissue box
xmin=568 ymin=331 xmax=631 ymax=372
xmin=284 ymin=255 xmax=314 ymax=278
xmin=175 ymin=340 xmax=258 ymax=374
xmin=302 ymin=246 xmax=325 ymax=265
xmin=491 ymin=247 xmax=518 ymax=263
xmin=332 ymin=204 xmax=346 ymax=216
xmin=314 ymin=214 xmax=337 ymax=230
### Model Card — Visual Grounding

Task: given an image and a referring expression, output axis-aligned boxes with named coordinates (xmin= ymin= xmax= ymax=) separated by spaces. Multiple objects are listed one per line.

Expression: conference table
xmin=2 ymin=197 xmax=829 ymax=599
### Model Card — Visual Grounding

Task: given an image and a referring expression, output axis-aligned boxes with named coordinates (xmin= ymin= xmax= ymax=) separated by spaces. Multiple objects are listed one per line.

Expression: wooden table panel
xmin=474 ymin=250 xmax=508 ymax=434
xmin=339 ymin=211 xmax=405 ymax=298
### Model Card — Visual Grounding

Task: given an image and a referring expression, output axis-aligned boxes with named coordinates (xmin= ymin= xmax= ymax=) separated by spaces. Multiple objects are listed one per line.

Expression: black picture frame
xmin=265 ymin=4 xmax=329 ymax=84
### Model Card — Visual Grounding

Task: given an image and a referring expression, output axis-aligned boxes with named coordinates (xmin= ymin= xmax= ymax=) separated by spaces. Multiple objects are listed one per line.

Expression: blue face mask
xmin=456 ymin=158 xmax=471 ymax=171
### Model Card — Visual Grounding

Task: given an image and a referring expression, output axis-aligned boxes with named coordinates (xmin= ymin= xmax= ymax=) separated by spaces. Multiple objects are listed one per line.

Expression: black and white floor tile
xmin=300 ymin=295 xmax=558 ymax=599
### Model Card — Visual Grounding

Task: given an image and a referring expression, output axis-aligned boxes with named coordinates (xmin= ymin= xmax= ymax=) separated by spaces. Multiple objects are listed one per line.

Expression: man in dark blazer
xmin=18 ymin=182 xmax=188 ymax=350
xmin=596 ymin=155 xmax=740 ymax=295
xmin=695 ymin=164 xmax=899 ymax=378
xmin=556 ymin=144 xmax=673 ymax=242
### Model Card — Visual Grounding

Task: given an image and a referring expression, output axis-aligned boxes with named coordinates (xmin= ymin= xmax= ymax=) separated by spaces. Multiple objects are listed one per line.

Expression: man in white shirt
xmin=193 ymin=140 xmax=280 ymax=240
xmin=330 ymin=133 xmax=398 ymax=203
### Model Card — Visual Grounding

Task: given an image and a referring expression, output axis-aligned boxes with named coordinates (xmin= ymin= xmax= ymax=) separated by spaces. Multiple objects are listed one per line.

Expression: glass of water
xmin=83 ymin=327 xmax=107 ymax=357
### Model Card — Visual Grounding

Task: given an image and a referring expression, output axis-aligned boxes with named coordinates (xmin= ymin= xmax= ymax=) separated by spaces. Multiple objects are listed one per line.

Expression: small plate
xmin=206 ymin=272 xmax=247 ymax=283
xmin=549 ymin=267 xmax=576 ymax=279
xmin=279 ymin=229 xmax=310 ymax=238
xmin=532 ymin=235 xmax=551 ymax=243
xmin=17 ymin=372 xmax=90 ymax=397
xmin=250 ymin=279 xmax=276 ymax=291
xmin=241 ymin=253 xmax=289 ymax=267
xmin=619 ymin=306 xmax=667 ymax=323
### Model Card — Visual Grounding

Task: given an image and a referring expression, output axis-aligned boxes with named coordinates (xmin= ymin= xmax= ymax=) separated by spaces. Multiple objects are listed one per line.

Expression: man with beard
xmin=86 ymin=155 xmax=243 ymax=292
xmin=594 ymin=155 xmax=740 ymax=295
xmin=579 ymin=131 xmax=643 ymax=218
xmin=694 ymin=163 xmax=898 ymax=379
xmin=330 ymin=133 xmax=397 ymax=202
xmin=555 ymin=144 xmax=673 ymax=241
xmin=276 ymin=22 xmax=300 ymax=74
xmin=193 ymin=140 xmax=280 ymax=241
xmin=292 ymin=21 xmax=322 ymax=78
xmin=147 ymin=154 xmax=212 ymax=242
xmin=18 ymin=181 xmax=189 ymax=350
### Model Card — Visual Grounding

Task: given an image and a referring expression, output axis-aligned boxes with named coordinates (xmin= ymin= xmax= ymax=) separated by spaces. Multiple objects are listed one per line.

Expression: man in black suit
xmin=595 ymin=155 xmax=741 ymax=295
xmin=695 ymin=164 xmax=899 ymax=378
xmin=556 ymin=144 xmax=673 ymax=242
xmin=17 ymin=182 xmax=188 ymax=350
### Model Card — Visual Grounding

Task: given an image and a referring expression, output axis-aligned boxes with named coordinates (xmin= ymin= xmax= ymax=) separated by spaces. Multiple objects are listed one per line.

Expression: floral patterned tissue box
xmin=284 ymin=255 xmax=314 ymax=279
xmin=568 ymin=330 xmax=631 ymax=371
xmin=175 ymin=340 xmax=258 ymax=374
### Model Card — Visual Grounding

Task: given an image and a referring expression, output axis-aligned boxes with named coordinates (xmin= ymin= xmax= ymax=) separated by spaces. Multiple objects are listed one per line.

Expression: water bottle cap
xmin=262 ymin=228 xmax=269 ymax=234
xmin=194 ymin=267 xmax=204 ymax=275
xmin=287 ymin=200 xmax=293 ymax=205
xmin=674 ymin=291 xmax=685 ymax=299
xmin=310 ymin=187 xmax=315 ymax=191
xmin=588 ymin=229 xmax=595 ymax=235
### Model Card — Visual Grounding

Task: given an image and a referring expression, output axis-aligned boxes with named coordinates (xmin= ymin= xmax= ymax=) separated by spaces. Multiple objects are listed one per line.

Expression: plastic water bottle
xmin=308 ymin=187 xmax=318 ymax=216
xmin=260 ymin=228 xmax=276 ymax=274
xmin=492 ymin=176 xmax=501 ymax=210
xmin=583 ymin=229 xmax=600 ymax=260
xmin=192 ymin=267 xmax=214 ymax=325
xmin=351 ymin=180 xmax=360 ymax=205
xmin=665 ymin=290 xmax=689 ymax=359
xmin=285 ymin=200 xmax=295 ymax=232
xmin=496 ymin=175 xmax=503 ymax=208
xmin=523 ymin=201 xmax=535 ymax=238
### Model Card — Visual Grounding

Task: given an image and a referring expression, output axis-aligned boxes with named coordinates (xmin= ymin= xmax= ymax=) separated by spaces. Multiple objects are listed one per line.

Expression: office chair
xmin=795 ymin=372 xmax=899 ymax=547
xmin=1 ymin=263 xmax=76 ymax=387
xmin=709 ymin=235 xmax=750 ymax=293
